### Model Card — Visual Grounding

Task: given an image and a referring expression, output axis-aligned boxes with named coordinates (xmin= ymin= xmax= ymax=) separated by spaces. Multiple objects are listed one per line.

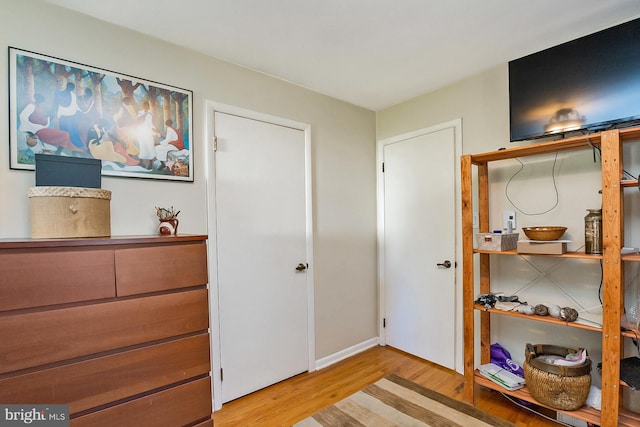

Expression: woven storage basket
xmin=523 ymin=343 xmax=591 ymax=411
xmin=28 ymin=186 xmax=111 ymax=238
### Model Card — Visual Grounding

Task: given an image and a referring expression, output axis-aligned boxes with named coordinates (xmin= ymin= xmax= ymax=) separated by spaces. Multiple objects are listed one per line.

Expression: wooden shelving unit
xmin=461 ymin=127 xmax=640 ymax=427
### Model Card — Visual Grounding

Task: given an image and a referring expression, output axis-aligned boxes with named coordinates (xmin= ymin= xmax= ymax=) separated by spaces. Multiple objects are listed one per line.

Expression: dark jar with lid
xmin=584 ymin=209 xmax=602 ymax=254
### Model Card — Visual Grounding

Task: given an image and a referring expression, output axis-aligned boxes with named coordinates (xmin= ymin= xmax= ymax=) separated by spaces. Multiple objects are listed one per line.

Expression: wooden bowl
xmin=522 ymin=226 xmax=567 ymax=241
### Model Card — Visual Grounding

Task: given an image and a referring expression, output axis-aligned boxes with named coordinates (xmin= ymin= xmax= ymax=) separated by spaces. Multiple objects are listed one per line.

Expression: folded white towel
xmin=553 ymin=348 xmax=588 ymax=366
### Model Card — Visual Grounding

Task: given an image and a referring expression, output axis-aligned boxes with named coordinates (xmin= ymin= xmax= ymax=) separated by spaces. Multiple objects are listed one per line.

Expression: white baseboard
xmin=314 ymin=337 xmax=380 ymax=371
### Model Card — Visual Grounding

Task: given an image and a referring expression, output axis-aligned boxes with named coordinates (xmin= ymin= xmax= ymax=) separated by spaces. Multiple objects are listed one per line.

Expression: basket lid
xmin=28 ymin=186 xmax=111 ymax=200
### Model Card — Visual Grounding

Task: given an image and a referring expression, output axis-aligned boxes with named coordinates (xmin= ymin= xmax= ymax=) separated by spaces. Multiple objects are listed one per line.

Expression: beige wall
xmin=1 ymin=0 xmax=378 ymax=360
xmin=377 ymin=65 xmax=609 ymax=380
xmin=377 ymin=65 xmax=510 ymax=149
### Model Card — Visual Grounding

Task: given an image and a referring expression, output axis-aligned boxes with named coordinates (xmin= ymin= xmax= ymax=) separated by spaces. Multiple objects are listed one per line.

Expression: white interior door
xmin=381 ymin=125 xmax=457 ymax=370
xmin=214 ymin=111 xmax=309 ymax=403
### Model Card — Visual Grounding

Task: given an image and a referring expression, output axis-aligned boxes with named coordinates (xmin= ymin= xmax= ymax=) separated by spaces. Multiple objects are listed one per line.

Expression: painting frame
xmin=9 ymin=47 xmax=194 ymax=182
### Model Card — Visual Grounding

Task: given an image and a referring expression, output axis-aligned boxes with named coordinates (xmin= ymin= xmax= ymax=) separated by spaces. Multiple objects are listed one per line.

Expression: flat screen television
xmin=509 ymin=17 xmax=640 ymax=142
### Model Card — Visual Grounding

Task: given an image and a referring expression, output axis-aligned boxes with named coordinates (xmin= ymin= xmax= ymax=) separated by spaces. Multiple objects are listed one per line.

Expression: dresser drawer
xmin=115 ymin=242 xmax=208 ymax=296
xmin=72 ymin=376 xmax=212 ymax=427
xmin=0 ymin=289 xmax=209 ymax=373
xmin=0 ymin=333 xmax=211 ymax=415
xmin=0 ymin=248 xmax=115 ymax=311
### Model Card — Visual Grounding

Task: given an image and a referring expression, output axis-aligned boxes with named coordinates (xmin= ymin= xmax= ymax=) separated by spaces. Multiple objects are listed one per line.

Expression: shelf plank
xmin=470 ymin=135 xmax=602 ymax=163
xmin=619 ymin=409 xmax=640 ymax=426
xmin=474 ymin=372 xmax=603 ymax=425
xmin=473 ymin=249 xmax=603 ymax=260
xmin=473 ymin=305 xmax=602 ymax=332
xmin=622 ymin=253 xmax=640 ymax=262
xmin=621 ymin=327 xmax=640 ymax=339
xmin=475 ymin=247 xmax=640 ymax=261
xmin=469 ymin=125 xmax=640 ymax=164
xmin=620 ymin=126 xmax=640 ymax=142
xmin=476 ymin=372 xmax=640 ymax=426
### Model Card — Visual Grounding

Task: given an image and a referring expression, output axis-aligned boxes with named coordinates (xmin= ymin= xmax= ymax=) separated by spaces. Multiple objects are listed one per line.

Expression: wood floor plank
xmin=212 ymin=345 xmax=559 ymax=427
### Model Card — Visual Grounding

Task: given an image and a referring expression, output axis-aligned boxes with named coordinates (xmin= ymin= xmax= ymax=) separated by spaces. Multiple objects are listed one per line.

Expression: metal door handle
xmin=437 ymin=260 xmax=452 ymax=268
xmin=295 ymin=263 xmax=307 ymax=272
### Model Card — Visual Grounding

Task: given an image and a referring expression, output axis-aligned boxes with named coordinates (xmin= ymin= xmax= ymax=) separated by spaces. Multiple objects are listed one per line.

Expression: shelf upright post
xmin=599 ymin=129 xmax=623 ymax=427
xmin=462 ymin=153 xmax=491 ymax=404
xmin=461 ymin=154 xmax=476 ymax=404
xmin=477 ymin=160 xmax=491 ymax=366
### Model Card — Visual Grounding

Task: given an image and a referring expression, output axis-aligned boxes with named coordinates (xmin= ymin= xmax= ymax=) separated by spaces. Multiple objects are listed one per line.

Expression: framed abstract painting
xmin=9 ymin=47 xmax=194 ymax=182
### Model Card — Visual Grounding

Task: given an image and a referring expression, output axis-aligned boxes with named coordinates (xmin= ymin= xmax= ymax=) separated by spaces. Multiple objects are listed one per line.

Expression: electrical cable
xmin=500 ymin=392 xmax=574 ymax=426
xmin=506 ymin=131 xmax=637 ymax=215
xmin=505 ymin=153 xmax=559 ymax=216
xmin=598 ymin=260 xmax=603 ymax=305
xmin=585 ymin=131 xmax=637 ymax=180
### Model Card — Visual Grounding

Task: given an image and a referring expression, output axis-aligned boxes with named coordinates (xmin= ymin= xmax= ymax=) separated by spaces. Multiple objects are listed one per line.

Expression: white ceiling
xmin=43 ymin=0 xmax=640 ymax=111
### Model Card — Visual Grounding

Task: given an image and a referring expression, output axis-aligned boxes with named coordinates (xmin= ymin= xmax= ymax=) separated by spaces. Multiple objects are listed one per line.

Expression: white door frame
xmin=205 ymin=100 xmax=315 ymax=410
xmin=376 ymin=119 xmax=464 ymax=374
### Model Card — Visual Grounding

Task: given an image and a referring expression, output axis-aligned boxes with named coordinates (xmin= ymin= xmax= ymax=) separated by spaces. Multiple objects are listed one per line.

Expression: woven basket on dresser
xmin=523 ymin=343 xmax=591 ymax=411
xmin=28 ymin=186 xmax=111 ymax=238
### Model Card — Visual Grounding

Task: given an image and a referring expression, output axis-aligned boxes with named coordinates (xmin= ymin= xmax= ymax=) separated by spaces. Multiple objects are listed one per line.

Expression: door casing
xmin=205 ymin=100 xmax=315 ymax=410
xmin=376 ymin=119 xmax=463 ymax=374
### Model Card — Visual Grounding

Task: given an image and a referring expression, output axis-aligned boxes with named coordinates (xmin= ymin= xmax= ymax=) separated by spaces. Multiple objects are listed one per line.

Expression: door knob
xmin=437 ymin=260 xmax=452 ymax=268
xmin=295 ymin=263 xmax=307 ymax=272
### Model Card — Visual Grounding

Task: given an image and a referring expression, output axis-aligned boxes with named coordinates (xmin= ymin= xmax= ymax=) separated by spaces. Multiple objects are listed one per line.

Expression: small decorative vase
xmin=158 ymin=218 xmax=179 ymax=235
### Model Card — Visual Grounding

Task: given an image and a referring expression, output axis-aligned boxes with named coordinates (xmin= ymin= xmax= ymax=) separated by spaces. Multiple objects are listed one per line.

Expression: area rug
xmin=294 ymin=374 xmax=516 ymax=426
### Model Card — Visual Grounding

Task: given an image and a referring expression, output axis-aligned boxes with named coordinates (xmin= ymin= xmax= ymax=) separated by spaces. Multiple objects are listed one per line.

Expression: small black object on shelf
xmin=598 ymin=356 xmax=640 ymax=391
xmin=35 ymin=154 xmax=101 ymax=188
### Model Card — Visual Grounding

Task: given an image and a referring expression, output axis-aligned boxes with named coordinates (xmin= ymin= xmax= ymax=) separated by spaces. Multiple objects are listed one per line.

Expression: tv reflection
xmin=544 ymin=108 xmax=585 ymax=134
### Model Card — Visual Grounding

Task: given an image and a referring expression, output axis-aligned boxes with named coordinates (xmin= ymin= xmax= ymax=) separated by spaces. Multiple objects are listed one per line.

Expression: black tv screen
xmin=509 ymin=17 xmax=640 ymax=142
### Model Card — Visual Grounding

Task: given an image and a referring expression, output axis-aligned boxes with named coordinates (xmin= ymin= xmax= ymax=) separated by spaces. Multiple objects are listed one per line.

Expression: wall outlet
xmin=503 ymin=211 xmax=516 ymax=231
xmin=472 ymin=212 xmax=479 ymax=228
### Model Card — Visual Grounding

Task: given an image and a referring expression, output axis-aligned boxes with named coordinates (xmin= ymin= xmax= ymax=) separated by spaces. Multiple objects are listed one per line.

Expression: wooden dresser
xmin=0 ymin=235 xmax=213 ymax=427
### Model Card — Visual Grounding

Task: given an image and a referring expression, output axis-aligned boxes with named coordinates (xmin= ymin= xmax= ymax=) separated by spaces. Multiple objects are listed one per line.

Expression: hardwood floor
xmin=212 ymin=345 xmax=560 ymax=426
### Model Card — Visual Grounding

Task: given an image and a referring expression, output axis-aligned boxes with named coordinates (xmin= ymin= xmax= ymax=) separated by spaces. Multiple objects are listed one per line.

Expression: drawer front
xmin=0 ymin=334 xmax=211 ymax=415
xmin=115 ymin=242 xmax=208 ymax=296
xmin=71 ymin=376 xmax=212 ymax=427
xmin=0 ymin=289 xmax=209 ymax=373
xmin=0 ymin=249 xmax=115 ymax=311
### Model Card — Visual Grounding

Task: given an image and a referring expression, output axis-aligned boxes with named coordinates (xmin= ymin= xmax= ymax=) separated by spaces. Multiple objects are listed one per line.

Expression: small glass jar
xmin=584 ymin=209 xmax=602 ymax=254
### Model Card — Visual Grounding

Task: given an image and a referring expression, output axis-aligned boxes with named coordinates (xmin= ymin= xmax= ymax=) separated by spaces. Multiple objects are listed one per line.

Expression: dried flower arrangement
xmin=155 ymin=206 xmax=180 ymax=220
